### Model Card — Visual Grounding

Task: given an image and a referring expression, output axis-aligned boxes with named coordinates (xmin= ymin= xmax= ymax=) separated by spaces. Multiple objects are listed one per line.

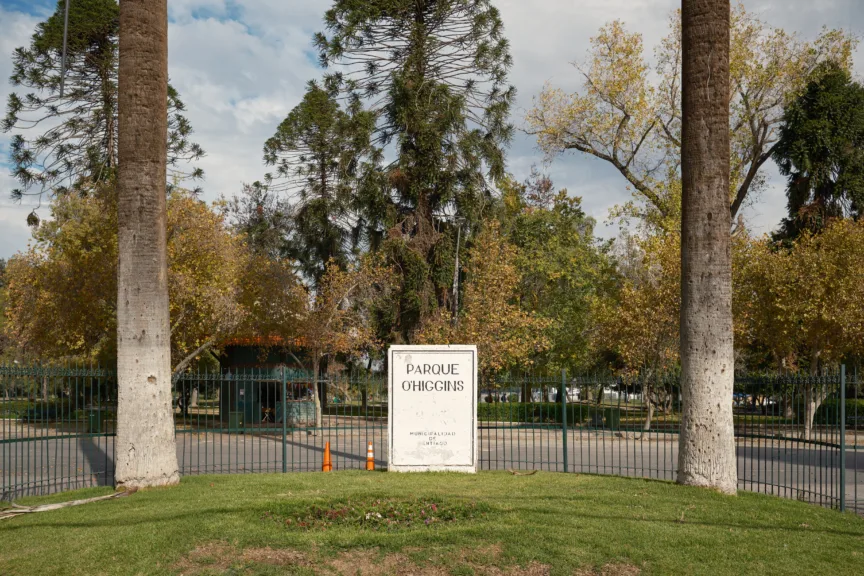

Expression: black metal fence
xmin=2 ymin=364 xmax=861 ymax=514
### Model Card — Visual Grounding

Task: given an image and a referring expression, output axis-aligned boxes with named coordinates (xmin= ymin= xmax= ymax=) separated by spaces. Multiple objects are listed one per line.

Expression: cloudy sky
xmin=0 ymin=0 xmax=861 ymax=259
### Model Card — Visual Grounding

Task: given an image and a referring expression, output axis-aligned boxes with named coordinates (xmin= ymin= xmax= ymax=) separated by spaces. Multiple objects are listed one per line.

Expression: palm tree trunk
xmin=677 ymin=0 xmax=737 ymax=494
xmin=114 ymin=0 xmax=179 ymax=489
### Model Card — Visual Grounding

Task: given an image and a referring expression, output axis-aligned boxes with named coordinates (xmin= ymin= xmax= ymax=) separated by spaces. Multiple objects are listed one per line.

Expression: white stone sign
xmin=388 ymin=345 xmax=477 ymax=472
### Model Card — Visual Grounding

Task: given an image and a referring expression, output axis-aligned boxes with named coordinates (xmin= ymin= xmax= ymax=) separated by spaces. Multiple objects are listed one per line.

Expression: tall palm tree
xmin=115 ymin=0 xmax=179 ymax=488
xmin=677 ymin=0 xmax=737 ymax=494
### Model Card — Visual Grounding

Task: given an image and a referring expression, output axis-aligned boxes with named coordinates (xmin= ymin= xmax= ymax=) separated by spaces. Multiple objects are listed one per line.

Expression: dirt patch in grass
xmin=175 ymin=543 xmax=554 ymax=576
xmin=265 ymin=496 xmax=491 ymax=532
xmin=240 ymin=546 xmax=309 ymax=566
xmin=326 ymin=547 xmax=551 ymax=576
xmin=327 ymin=549 xmax=449 ymax=575
xmin=174 ymin=542 xmax=311 ymax=574
xmin=174 ymin=542 xmax=235 ymax=574
xmin=574 ymin=563 xmax=642 ymax=576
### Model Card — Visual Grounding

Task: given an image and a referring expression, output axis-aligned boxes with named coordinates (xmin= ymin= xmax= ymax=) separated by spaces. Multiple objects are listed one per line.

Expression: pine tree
xmin=773 ymin=61 xmax=864 ymax=239
xmin=2 ymin=0 xmax=203 ymax=203
xmin=222 ymin=182 xmax=295 ymax=263
xmin=314 ymin=0 xmax=515 ymax=337
xmin=262 ymin=82 xmax=380 ymax=285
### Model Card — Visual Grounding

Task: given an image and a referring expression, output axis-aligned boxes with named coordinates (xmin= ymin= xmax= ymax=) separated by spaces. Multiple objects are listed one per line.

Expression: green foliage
xmin=476 ymin=401 xmax=606 ymax=425
xmin=774 ymin=61 xmax=864 ymax=238
xmin=376 ymin=238 xmax=434 ymax=344
xmin=264 ymin=497 xmax=489 ymax=531
xmin=497 ymin=173 xmax=616 ymax=372
xmin=812 ymin=398 xmax=864 ymax=425
xmin=221 ymin=183 xmax=294 ymax=262
xmin=315 ymin=0 xmax=515 ymax=336
xmin=262 ymin=82 xmax=381 ymax=284
xmin=2 ymin=0 xmax=204 ymax=202
xmin=11 ymin=399 xmax=80 ymax=421
xmin=7 ymin=473 xmax=862 ymax=576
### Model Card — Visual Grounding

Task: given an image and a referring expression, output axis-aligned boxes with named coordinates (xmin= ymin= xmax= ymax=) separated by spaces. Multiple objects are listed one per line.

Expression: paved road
xmin=3 ymin=426 xmax=862 ymax=513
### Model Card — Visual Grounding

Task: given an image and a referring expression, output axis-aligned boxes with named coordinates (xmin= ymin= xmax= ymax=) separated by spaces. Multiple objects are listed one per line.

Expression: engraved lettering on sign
xmin=388 ymin=345 xmax=477 ymax=473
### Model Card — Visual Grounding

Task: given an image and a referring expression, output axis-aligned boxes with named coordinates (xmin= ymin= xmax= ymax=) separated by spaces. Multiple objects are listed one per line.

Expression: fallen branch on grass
xmin=0 ymin=488 xmax=137 ymax=520
xmin=506 ymin=469 xmax=538 ymax=476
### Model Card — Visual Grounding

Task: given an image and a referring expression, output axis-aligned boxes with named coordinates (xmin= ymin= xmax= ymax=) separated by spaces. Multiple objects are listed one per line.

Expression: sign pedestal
xmin=388 ymin=345 xmax=477 ymax=473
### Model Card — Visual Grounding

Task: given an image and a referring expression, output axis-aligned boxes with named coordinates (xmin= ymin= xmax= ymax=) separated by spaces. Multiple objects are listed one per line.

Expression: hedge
xmin=477 ymin=402 xmax=614 ymax=425
xmin=813 ymin=398 xmax=864 ymax=425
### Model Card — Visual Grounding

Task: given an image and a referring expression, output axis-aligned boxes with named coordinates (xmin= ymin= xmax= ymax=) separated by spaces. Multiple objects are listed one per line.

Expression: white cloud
xmin=0 ymin=204 xmax=35 ymax=259
xmin=0 ymin=0 xmax=862 ymax=260
xmin=0 ymin=6 xmax=47 ymax=259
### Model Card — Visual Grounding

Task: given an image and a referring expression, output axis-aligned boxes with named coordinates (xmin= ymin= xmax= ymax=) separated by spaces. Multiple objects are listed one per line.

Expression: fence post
xmin=840 ymin=365 xmax=846 ymax=512
xmin=281 ymin=366 xmax=288 ymax=474
xmin=561 ymin=369 xmax=568 ymax=474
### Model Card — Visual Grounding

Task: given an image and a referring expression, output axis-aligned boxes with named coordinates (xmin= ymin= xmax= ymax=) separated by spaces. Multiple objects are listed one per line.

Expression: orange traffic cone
xmin=365 ymin=441 xmax=375 ymax=471
xmin=322 ymin=441 xmax=332 ymax=472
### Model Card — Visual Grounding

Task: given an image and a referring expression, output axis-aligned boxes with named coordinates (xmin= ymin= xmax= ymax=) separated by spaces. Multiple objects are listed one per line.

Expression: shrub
xmin=813 ymin=399 xmax=864 ymax=425
xmin=477 ymin=402 xmax=606 ymax=425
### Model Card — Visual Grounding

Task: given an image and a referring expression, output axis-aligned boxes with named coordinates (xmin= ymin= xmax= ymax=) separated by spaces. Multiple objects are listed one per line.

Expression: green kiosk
xmin=218 ymin=340 xmax=317 ymax=430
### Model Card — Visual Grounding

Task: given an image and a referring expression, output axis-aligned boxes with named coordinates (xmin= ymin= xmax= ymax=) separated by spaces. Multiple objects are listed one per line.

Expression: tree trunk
xmin=802 ymin=350 xmax=825 ymax=441
xmin=521 ymin=381 xmax=532 ymax=404
xmin=595 ymin=383 xmax=605 ymax=406
xmin=114 ymin=0 xmax=179 ymax=489
xmin=782 ymin=397 xmax=795 ymax=419
xmin=677 ymin=0 xmax=737 ymax=494
xmin=638 ymin=396 xmax=655 ymax=440
xmin=42 ymin=375 xmax=49 ymax=403
xmin=312 ymin=355 xmax=322 ymax=432
xmin=802 ymin=388 xmax=823 ymax=442
xmin=190 ymin=387 xmax=198 ymax=408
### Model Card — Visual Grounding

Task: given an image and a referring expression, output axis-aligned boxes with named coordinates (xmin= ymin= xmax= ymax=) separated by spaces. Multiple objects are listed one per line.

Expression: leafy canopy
xmin=527 ymin=3 xmax=855 ymax=232
xmin=497 ymin=172 xmax=615 ymax=372
xmin=261 ymin=83 xmax=380 ymax=285
xmin=773 ymin=62 xmax=864 ymax=239
xmin=2 ymin=186 xmax=285 ymax=373
xmin=314 ymin=0 xmax=516 ymax=339
xmin=2 ymin=0 xmax=204 ymax=204
xmin=417 ymin=220 xmax=550 ymax=377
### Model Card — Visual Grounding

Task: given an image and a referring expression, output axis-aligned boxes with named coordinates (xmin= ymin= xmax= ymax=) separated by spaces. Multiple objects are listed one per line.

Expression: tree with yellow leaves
xmin=166 ymin=192 xmax=251 ymax=375
xmin=293 ymin=257 xmax=392 ymax=429
xmin=417 ymin=221 xmax=551 ymax=382
xmin=496 ymin=173 xmax=616 ymax=374
xmin=526 ymin=4 xmax=855 ymax=232
xmin=3 ymin=185 xmax=274 ymax=376
xmin=0 ymin=260 xmax=11 ymax=362
xmin=735 ymin=220 xmax=864 ymax=439
xmin=5 ymin=184 xmax=121 ymax=362
xmin=591 ymin=232 xmax=680 ymax=434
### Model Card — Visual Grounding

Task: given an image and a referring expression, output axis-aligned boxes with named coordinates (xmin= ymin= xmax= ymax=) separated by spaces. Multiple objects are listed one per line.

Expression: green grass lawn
xmin=1 ymin=472 xmax=862 ymax=576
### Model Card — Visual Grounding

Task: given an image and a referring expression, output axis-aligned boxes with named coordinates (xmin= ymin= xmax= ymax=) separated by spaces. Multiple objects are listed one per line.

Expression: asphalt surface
xmin=3 ymin=424 xmax=862 ymax=513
